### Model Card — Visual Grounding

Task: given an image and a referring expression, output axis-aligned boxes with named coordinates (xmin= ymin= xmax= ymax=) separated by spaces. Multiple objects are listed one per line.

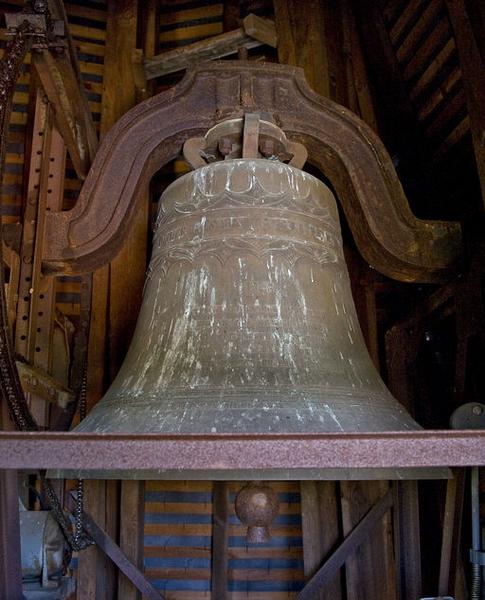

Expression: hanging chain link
xmin=0 ymin=0 xmax=93 ymax=553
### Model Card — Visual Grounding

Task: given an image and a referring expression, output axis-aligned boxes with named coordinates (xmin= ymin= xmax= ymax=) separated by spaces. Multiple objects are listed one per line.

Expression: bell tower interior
xmin=1 ymin=1 xmax=484 ymax=599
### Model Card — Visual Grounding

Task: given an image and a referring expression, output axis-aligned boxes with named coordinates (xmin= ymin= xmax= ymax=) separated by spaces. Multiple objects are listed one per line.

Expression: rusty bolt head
xmin=259 ymin=139 xmax=275 ymax=157
xmin=218 ymin=138 xmax=232 ymax=156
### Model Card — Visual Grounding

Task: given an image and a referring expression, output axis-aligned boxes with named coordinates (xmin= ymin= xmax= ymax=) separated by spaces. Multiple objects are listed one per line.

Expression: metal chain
xmin=0 ymin=3 xmax=93 ymax=553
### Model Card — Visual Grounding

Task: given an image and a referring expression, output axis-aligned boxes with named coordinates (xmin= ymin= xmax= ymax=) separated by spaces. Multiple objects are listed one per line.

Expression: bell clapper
xmin=235 ymin=481 xmax=280 ymax=543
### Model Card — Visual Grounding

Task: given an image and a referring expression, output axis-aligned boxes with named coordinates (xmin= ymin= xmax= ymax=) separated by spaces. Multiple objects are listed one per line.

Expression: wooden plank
xmin=300 ymin=481 xmax=341 ymax=599
xmin=393 ymin=481 xmax=422 ymax=600
xmin=395 ymin=0 xmax=444 ymax=64
xmin=77 ymin=479 xmax=109 ymax=600
xmin=81 ymin=505 xmax=164 ymax=600
xmin=401 ymin=18 xmax=450 ymax=83
xmin=340 ymin=481 xmax=397 ymax=600
xmin=438 ymin=469 xmax=465 ymax=597
xmin=341 ymin=0 xmax=378 ymax=132
xmin=145 ymin=27 xmax=261 ymax=80
xmin=273 ymin=0 xmax=331 ymax=98
xmin=445 ymin=0 xmax=485 ymax=206
xmin=389 ymin=0 xmax=424 ymax=45
xmin=119 ymin=481 xmax=145 ymax=600
xmin=211 ymin=482 xmax=229 ymax=599
xmin=297 ymin=490 xmax=394 ymax=600
xmin=242 ymin=13 xmax=277 ymax=47
xmin=159 ymin=21 xmax=222 ymax=44
xmin=0 ymin=470 xmax=22 ymax=599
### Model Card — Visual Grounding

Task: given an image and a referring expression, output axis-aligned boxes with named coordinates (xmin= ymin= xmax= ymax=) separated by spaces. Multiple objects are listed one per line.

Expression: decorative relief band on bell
xmin=148 ymin=160 xmax=344 ymax=278
xmin=156 ymin=160 xmax=333 ymax=220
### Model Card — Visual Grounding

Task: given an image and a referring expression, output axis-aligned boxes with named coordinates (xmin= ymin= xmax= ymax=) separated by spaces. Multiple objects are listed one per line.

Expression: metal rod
xmin=471 ymin=466 xmax=481 ymax=600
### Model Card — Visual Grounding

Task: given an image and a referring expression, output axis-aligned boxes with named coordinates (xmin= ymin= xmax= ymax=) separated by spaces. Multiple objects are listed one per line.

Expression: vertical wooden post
xmin=341 ymin=480 xmax=397 ymax=600
xmin=0 ymin=470 xmax=22 ymax=600
xmin=393 ymin=481 xmax=422 ymax=600
xmin=273 ymin=0 xmax=335 ymax=99
xmin=211 ymin=481 xmax=229 ymax=600
xmin=81 ymin=1 xmax=147 ymax=598
xmin=119 ymin=481 xmax=145 ymax=600
xmin=300 ymin=481 xmax=342 ymax=599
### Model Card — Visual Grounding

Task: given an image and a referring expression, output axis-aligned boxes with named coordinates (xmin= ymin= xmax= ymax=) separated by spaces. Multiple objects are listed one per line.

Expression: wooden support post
xmin=393 ymin=481 xmax=422 ymax=600
xmin=211 ymin=481 xmax=229 ymax=599
xmin=297 ymin=490 xmax=394 ymax=600
xmin=438 ymin=469 xmax=466 ymax=598
xmin=144 ymin=26 xmax=266 ymax=81
xmin=445 ymin=0 xmax=485 ymax=206
xmin=0 ymin=470 xmax=22 ymax=600
xmin=273 ymin=0 xmax=332 ymax=98
xmin=300 ymin=481 xmax=342 ymax=599
xmin=341 ymin=481 xmax=397 ymax=600
xmin=77 ymin=480 xmax=112 ymax=600
xmin=77 ymin=499 xmax=163 ymax=600
xmin=81 ymin=1 xmax=147 ymax=597
xmin=119 ymin=481 xmax=145 ymax=600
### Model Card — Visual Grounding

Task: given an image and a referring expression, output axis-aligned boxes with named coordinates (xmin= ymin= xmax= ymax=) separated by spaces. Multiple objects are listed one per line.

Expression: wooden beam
xmin=273 ymin=0 xmax=332 ymax=98
xmin=31 ymin=0 xmax=97 ymax=180
xmin=80 ymin=502 xmax=164 ymax=600
xmin=144 ymin=24 xmax=267 ymax=80
xmin=445 ymin=0 xmax=485 ymax=207
xmin=341 ymin=481 xmax=397 ymax=600
xmin=211 ymin=482 xmax=229 ymax=599
xmin=393 ymin=481 xmax=422 ymax=600
xmin=296 ymin=490 xmax=394 ymax=600
xmin=119 ymin=481 xmax=145 ymax=600
xmin=0 ymin=470 xmax=22 ymax=599
xmin=242 ymin=14 xmax=277 ymax=48
xmin=300 ymin=482 xmax=342 ymax=599
xmin=81 ymin=2 xmax=144 ymax=598
xmin=438 ymin=469 xmax=465 ymax=597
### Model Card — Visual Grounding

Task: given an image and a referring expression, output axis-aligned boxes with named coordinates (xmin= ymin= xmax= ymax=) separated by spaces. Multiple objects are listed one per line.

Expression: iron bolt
xmin=218 ymin=138 xmax=232 ymax=156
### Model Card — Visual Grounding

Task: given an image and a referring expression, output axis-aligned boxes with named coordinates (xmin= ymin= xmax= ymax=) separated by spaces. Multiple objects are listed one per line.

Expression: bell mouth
xmin=72 ymin=388 xmax=420 ymax=435
xmin=50 ymin=390 xmax=450 ymax=482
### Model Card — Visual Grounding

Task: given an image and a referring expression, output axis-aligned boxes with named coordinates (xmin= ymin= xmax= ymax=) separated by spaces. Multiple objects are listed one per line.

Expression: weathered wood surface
xmin=119 ymin=481 xmax=145 ymax=600
xmin=80 ymin=2 xmax=146 ymax=599
xmin=445 ymin=0 xmax=485 ymax=207
xmin=297 ymin=490 xmax=394 ymax=600
xmin=144 ymin=17 xmax=274 ymax=81
xmin=31 ymin=0 xmax=98 ymax=179
xmin=341 ymin=481 xmax=397 ymax=600
xmin=211 ymin=481 xmax=229 ymax=599
xmin=300 ymin=481 xmax=341 ymax=599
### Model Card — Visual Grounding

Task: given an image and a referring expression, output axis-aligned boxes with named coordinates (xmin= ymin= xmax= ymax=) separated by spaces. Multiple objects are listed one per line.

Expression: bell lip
xmin=48 ymin=466 xmax=451 ymax=481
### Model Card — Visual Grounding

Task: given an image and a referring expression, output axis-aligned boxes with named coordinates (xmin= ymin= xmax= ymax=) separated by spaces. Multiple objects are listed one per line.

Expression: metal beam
xmin=0 ymin=431 xmax=484 ymax=473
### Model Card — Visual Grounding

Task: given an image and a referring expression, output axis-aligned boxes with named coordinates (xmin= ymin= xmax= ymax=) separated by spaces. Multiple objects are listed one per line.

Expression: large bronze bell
xmin=66 ymin=152 xmax=445 ymax=480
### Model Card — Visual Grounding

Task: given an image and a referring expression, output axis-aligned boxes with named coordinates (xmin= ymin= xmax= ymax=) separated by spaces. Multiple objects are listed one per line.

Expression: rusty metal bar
xmin=0 ymin=431 xmax=484 ymax=471
xmin=295 ymin=489 xmax=394 ymax=599
xmin=0 ymin=470 xmax=22 ymax=599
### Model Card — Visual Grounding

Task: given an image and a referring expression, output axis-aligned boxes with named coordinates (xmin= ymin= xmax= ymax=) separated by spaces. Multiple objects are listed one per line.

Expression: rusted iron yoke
xmin=41 ymin=61 xmax=461 ymax=283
